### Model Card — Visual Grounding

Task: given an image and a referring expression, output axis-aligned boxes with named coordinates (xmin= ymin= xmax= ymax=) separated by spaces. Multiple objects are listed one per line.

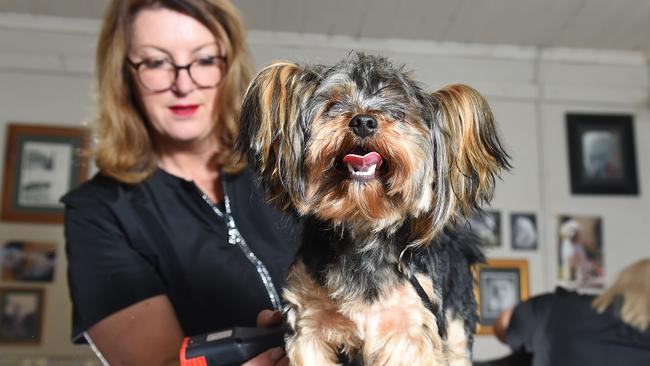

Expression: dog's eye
xmin=325 ymin=102 xmax=345 ymax=117
xmin=389 ymin=110 xmax=405 ymax=121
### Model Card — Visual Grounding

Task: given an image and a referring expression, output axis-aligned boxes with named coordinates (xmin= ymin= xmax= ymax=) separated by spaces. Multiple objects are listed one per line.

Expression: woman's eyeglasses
xmin=127 ymin=56 xmax=227 ymax=92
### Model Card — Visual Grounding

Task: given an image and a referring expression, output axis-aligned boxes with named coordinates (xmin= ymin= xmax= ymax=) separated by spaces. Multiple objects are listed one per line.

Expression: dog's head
xmin=237 ymin=53 xmax=510 ymax=243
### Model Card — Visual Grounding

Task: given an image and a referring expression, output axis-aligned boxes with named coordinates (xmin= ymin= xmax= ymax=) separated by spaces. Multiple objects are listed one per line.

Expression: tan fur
xmin=445 ymin=313 xmax=472 ymax=366
xmin=304 ymin=110 xmax=433 ymax=234
xmin=284 ymin=261 xmax=360 ymax=366
xmin=432 ymin=84 xmax=502 ymax=219
xmin=243 ymin=62 xmax=320 ymax=211
xmin=284 ymin=262 xmax=459 ymax=366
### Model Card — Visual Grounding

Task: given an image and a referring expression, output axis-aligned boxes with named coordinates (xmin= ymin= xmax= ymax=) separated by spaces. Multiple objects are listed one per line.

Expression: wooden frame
xmin=0 ymin=287 xmax=45 ymax=344
xmin=1 ymin=123 xmax=90 ymax=224
xmin=474 ymin=259 xmax=529 ymax=335
xmin=566 ymin=113 xmax=638 ymax=195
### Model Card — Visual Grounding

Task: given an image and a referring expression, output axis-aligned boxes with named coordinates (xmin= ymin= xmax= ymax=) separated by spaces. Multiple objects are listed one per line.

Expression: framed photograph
xmin=566 ymin=113 xmax=638 ymax=195
xmin=0 ymin=287 xmax=44 ymax=344
xmin=474 ymin=259 xmax=529 ymax=335
xmin=558 ymin=215 xmax=604 ymax=289
xmin=510 ymin=213 xmax=538 ymax=250
xmin=1 ymin=123 xmax=90 ymax=224
xmin=1 ymin=241 xmax=57 ymax=283
xmin=464 ymin=210 xmax=502 ymax=248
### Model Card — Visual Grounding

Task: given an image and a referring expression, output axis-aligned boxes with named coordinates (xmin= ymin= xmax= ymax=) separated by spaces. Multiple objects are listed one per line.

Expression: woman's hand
xmin=494 ymin=307 xmax=514 ymax=344
xmin=242 ymin=310 xmax=289 ymax=366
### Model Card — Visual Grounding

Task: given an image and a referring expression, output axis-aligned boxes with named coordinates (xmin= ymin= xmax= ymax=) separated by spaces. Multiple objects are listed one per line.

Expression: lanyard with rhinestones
xmin=198 ymin=182 xmax=282 ymax=310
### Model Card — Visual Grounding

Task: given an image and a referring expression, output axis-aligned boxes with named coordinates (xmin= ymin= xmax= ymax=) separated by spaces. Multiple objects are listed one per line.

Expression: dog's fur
xmin=237 ymin=53 xmax=510 ymax=366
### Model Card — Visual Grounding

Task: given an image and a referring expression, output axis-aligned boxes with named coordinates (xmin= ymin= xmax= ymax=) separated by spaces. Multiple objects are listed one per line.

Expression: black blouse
xmin=507 ymin=287 xmax=650 ymax=366
xmin=62 ymin=167 xmax=300 ymax=343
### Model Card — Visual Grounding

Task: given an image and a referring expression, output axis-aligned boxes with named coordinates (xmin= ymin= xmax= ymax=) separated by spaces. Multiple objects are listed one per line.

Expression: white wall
xmin=0 ymin=15 xmax=98 ymax=364
xmin=0 ymin=13 xmax=648 ymax=362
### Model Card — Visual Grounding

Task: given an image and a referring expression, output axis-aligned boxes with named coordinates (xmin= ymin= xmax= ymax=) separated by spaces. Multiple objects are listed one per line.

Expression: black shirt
xmin=62 ymin=167 xmax=300 ymax=343
xmin=507 ymin=287 xmax=650 ymax=366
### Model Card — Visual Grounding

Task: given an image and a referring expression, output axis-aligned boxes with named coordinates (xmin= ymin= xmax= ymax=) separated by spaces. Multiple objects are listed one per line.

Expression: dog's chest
xmin=342 ymin=281 xmax=435 ymax=340
xmin=299 ymin=225 xmax=410 ymax=301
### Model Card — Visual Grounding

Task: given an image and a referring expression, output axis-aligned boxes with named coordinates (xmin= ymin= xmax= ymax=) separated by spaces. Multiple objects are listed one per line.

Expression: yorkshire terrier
xmin=237 ymin=53 xmax=510 ymax=366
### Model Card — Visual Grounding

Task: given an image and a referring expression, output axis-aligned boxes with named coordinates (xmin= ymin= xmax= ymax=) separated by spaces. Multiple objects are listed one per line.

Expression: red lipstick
xmin=169 ymin=104 xmax=199 ymax=117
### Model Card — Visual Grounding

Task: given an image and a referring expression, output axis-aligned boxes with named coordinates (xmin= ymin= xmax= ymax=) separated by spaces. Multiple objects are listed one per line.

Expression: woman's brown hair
xmin=94 ymin=0 xmax=252 ymax=183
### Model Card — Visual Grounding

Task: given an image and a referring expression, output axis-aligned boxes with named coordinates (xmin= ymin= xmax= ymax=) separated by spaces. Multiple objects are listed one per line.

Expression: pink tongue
xmin=343 ymin=152 xmax=383 ymax=170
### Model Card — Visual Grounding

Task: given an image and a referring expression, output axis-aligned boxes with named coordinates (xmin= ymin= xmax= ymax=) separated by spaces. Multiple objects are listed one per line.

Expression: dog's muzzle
xmin=349 ymin=114 xmax=377 ymax=138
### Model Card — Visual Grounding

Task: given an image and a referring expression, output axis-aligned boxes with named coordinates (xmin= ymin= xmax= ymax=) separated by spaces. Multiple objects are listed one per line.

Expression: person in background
xmin=62 ymin=1 xmax=298 ymax=365
xmin=494 ymin=258 xmax=650 ymax=366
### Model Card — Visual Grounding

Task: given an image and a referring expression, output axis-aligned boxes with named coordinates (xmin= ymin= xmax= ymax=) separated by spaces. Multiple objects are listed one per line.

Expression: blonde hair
xmin=94 ymin=0 xmax=252 ymax=183
xmin=592 ymin=258 xmax=650 ymax=332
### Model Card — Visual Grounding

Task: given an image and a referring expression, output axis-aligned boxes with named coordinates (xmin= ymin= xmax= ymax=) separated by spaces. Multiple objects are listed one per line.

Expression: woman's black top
xmin=62 ymin=167 xmax=300 ymax=343
xmin=506 ymin=287 xmax=650 ymax=366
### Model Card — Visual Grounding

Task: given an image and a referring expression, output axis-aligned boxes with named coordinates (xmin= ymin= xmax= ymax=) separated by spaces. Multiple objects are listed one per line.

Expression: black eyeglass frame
xmin=126 ymin=56 xmax=227 ymax=92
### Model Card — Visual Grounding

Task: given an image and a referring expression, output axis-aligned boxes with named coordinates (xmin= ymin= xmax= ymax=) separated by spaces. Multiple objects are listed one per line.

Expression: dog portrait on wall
xmin=510 ymin=213 xmax=538 ymax=250
xmin=238 ymin=53 xmax=510 ymax=365
xmin=558 ymin=215 xmax=604 ymax=290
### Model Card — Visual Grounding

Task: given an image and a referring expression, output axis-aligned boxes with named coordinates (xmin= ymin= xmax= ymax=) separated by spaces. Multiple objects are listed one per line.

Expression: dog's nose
xmin=349 ymin=114 xmax=377 ymax=138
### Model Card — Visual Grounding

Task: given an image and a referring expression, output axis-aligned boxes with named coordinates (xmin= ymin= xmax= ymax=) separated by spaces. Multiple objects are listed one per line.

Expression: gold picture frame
xmin=474 ymin=258 xmax=529 ymax=335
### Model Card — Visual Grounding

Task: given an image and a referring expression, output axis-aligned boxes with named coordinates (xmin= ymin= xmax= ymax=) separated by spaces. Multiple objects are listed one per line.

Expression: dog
xmin=237 ymin=53 xmax=510 ymax=366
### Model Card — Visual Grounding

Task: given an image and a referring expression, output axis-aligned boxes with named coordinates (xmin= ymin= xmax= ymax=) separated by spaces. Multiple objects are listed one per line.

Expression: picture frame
xmin=0 ymin=287 xmax=45 ymax=344
xmin=1 ymin=123 xmax=90 ymax=224
xmin=566 ymin=113 xmax=638 ymax=195
xmin=465 ymin=210 xmax=502 ymax=248
xmin=557 ymin=215 xmax=604 ymax=289
xmin=474 ymin=259 xmax=529 ymax=335
xmin=1 ymin=240 xmax=57 ymax=283
xmin=510 ymin=213 xmax=538 ymax=250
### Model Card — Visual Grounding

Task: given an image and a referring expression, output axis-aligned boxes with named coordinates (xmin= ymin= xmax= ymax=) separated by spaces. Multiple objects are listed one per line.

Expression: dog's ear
xmin=237 ymin=62 xmax=320 ymax=211
xmin=430 ymin=84 xmax=511 ymax=227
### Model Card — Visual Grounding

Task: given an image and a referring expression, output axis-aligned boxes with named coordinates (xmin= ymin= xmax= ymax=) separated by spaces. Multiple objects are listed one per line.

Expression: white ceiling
xmin=2 ymin=0 xmax=650 ymax=55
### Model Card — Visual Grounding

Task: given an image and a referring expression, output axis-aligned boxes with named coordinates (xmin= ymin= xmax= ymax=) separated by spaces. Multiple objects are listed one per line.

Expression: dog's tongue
xmin=343 ymin=152 xmax=383 ymax=170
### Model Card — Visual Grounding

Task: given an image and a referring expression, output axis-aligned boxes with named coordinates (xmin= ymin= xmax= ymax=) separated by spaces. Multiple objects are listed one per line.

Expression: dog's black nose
xmin=349 ymin=114 xmax=377 ymax=138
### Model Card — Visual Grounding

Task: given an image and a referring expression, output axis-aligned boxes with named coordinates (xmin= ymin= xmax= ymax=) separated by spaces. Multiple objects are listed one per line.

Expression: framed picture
xmin=1 ymin=241 xmax=57 ymax=283
xmin=474 ymin=259 xmax=529 ymax=335
xmin=0 ymin=287 xmax=44 ymax=344
xmin=1 ymin=123 xmax=90 ymax=224
xmin=566 ymin=113 xmax=638 ymax=195
xmin=558 ymin=215 xmax=604 ymax=289
xmin=465 ymin=210 xmax=502 ymax=248
xmin=510 ymin=213 xmax=538 ymax=250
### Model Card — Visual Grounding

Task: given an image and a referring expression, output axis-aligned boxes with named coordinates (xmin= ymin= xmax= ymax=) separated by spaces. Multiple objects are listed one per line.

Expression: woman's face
xmin=128 ymin=7 xmax=223 ymax=148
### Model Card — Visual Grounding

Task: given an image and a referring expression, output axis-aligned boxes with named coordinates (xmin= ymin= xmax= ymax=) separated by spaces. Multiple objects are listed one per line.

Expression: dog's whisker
xmin=369 ymin=84 xmax=392 ymax=98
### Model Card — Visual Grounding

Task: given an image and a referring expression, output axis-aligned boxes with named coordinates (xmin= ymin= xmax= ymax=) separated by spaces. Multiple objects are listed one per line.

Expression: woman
xmin=62 ymin=1 xmax=298 ymax=365
xmin=493 ymin=258 xmax=650 ymax=366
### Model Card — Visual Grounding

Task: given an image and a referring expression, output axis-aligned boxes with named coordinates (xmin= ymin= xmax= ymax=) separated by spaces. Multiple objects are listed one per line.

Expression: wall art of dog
xmin=237 ymin=52 xmax=511 ymax=366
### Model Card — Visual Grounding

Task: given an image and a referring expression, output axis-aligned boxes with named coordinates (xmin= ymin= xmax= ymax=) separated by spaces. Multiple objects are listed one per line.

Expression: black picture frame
xmin=566 ymin=113 xmax=638 ymax=195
